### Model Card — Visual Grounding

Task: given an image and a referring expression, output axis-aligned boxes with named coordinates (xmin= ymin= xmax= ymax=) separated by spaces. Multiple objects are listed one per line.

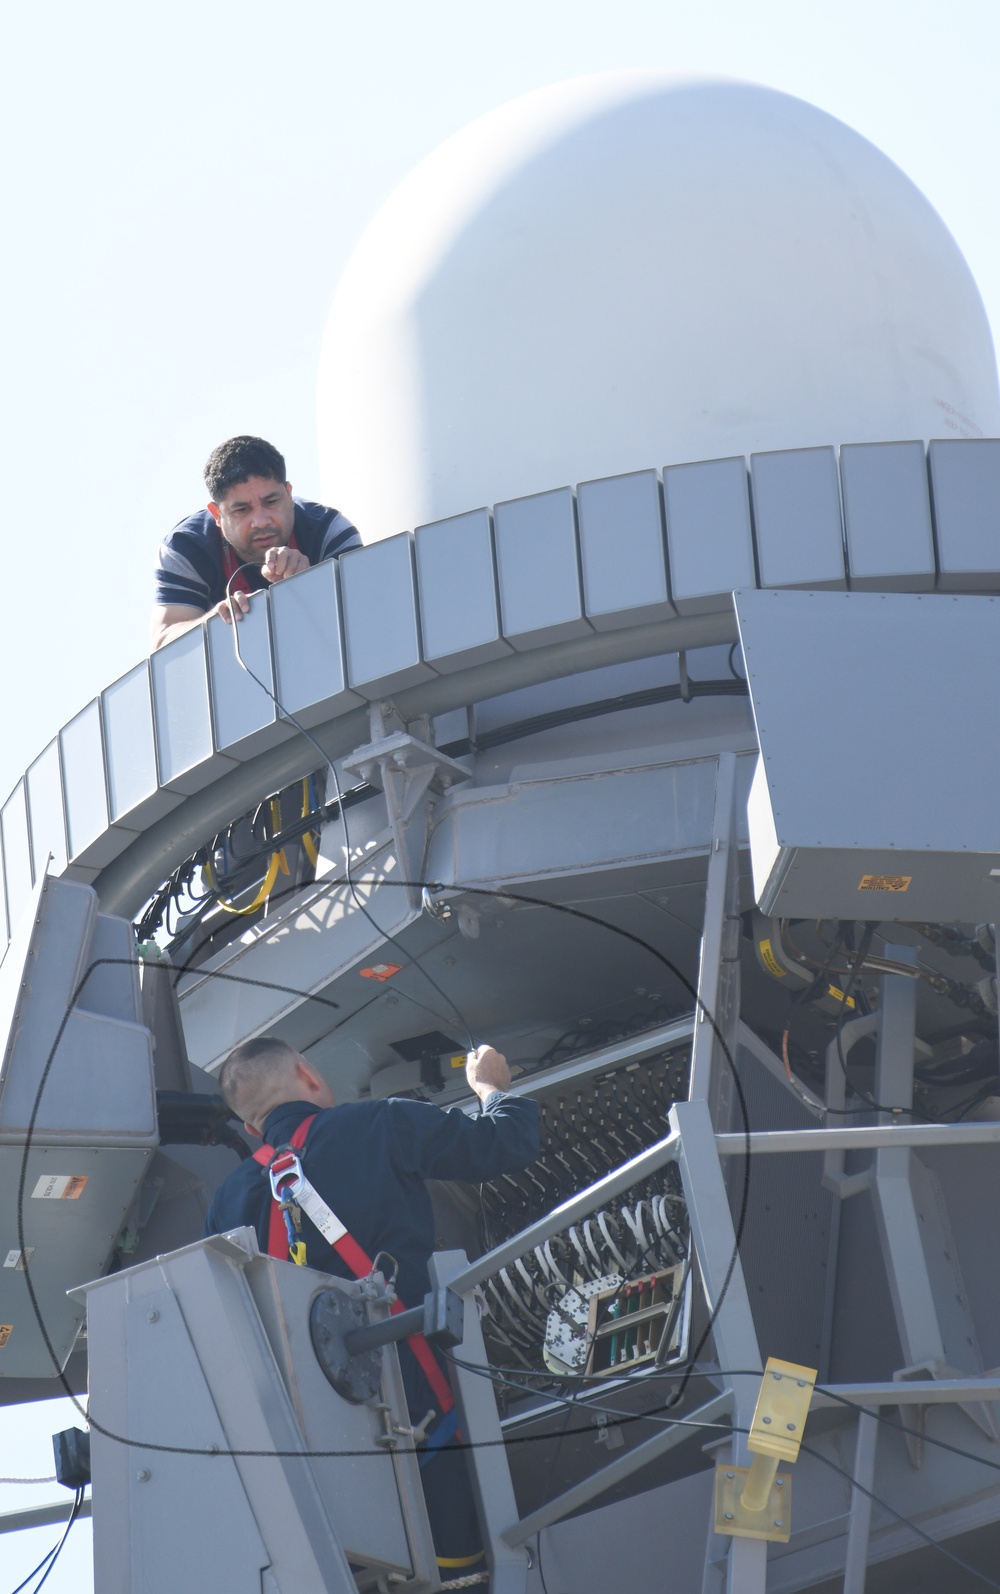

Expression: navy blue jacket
xmin=154 ymin=499 xmax=360 ymax=611
xmin=204 ymin=1092 xmax=539 ymax=1309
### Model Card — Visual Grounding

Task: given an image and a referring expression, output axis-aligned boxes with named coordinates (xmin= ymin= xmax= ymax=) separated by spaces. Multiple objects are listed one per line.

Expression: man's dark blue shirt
xmin=154 ymin=499 xmax=360 ymax=612
xmin=204 ymin=1092 xmax=539 ymax=1309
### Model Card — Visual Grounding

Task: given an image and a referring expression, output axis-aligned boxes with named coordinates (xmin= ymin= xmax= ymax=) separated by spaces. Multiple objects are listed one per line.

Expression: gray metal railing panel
xmin=270 ymin=560 xmax=362 ymax=727
xmin=26 ymin=739 xmax=67 ymax=880
xmin=662 ymin=455 xmax=756 ymax=616
xmin=414 ymin=507 xmax=511 ymax=671
xmin=840 ymin=440 xmax=935 ymax=590
xmin=751 ymin=445 xmax=846 ymax=589
xmin=340 ymin=533 xmax=435 ymax=697
xmin=929 ymin=437 xmax=1000 ymax=591
xmin=577 ymin=468 xmax=674 ymax=629
xmin=494 ymin=486 xmax=592 ymax=649
xmin=60 ymin=699 xmax=111 ymax=865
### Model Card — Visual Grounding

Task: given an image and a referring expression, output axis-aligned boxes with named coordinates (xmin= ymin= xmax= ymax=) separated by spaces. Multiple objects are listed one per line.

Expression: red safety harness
xmin=253 ymin=1116 xmax=454 ymax=1417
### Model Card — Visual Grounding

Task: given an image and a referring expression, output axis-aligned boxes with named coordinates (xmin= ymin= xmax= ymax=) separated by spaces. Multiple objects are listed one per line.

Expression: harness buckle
xmin=268 ymin=1145 xmax=305 ymax=1206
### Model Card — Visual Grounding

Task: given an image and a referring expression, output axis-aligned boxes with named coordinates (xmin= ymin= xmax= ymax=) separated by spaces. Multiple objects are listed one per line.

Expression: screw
xmin=762 ymin=1416 xmax=772 ymax=1424
xmin=725 ymin=1471 xmax=734 ymax=1480
xmin=774 ymin=1519 xmax=783 ymax=1528
xmin=724 ymin=1512 xmax=734 ymax=1521
xmin=207 ymin=1443 xmax=219 ymax=1455
xmin=775 ymin=1479 xmax=784 ymax=1490
xmin=146 ymin=1309 xmax=159 ymax=1323
xmin=772 ymin=1371 xmax=782 ymax=1380
xmin=136 ymin=1469 xmax=150 ymax=1482
xmin=787 ymin=1422 xmax=796 ymax=1431
xmin=797 ymin=1379 xmax=806 ymax=1387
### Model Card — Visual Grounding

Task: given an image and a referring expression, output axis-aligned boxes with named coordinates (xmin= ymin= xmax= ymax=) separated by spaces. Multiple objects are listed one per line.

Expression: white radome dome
xmin=318 ymin=72 xmax=1000 ymax=542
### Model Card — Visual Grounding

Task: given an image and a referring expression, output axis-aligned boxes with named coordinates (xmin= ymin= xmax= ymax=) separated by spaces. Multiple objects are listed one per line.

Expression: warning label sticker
xmin=31 ymin=1175 xmax=88 ymax=1201
xmin=359 ymin=963 xmax=402 ymax=983
xmin=758 ymin=938 xmax=787 ymax=979
xmin=827 ymin=985 xmax=856 ymax=1009
xmin=858 ymin=875 xmax=912 ymax=893
xmin=0 ymin=1326 xmax=12 ymax=1348
xmin=3 ymin=1249 xmax=34 ymax=1270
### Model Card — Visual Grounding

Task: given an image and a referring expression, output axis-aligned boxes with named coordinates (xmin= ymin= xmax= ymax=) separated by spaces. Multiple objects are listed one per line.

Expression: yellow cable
xmin=301 ymin=777 xmax=320 ymax=867
xmin=204 ymin=851 xmax=282 ymax=916
xmin=436 ymin=1552 xmax=486 ymax=1568
xmin=270 ymin=799 xmax=290 ymax=875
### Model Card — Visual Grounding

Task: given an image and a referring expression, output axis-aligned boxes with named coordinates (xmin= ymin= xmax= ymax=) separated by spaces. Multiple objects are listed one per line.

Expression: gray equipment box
xmin=0 ymin=876 xmax=157 ymax=1377
xmin=737 ymin=589 xmax=1000 ymax=921
xmin=77 ymin=1231 xmax=438 ymax=1593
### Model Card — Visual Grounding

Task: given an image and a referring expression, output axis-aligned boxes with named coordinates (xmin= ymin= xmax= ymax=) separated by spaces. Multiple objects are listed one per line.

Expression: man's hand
xmin=214 ymin=591 xmax=251 ymax=626
xmin=262 ymin=545 xmax=310 ymax=584
xmin=466 ymin=1045 xmax=511 ymax=1102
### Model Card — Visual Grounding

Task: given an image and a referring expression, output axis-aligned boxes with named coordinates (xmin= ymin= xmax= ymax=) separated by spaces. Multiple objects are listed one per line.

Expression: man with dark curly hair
xmin=151 ymin=435 xmax=360 ymax=651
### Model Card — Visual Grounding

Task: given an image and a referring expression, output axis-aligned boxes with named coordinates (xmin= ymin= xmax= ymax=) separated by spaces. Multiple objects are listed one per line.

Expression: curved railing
xmin=2 ymin=437 xmax=997 ymax=934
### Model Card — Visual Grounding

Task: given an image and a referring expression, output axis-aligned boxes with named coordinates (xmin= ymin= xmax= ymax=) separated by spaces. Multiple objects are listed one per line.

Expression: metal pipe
xmin=501 ymin=1390 xmax=732 ymax=1545
xmin=343 ymin=1303 xmax=424 ymax=1354
xmin=822 ymin=1011 xmax=879 ymax=1198
xmin=740 ymin=1453 xmax=779 ymax=1514
xmin=715 ymin=1122 xmax=1000 ymax=1154
xmin=812 ymin=1377 xmax=1000 ymax=1408
xmin=842 ymin=1410 xmax=878 ymax=1594
xmin=0 ymin=1498 xmax=92 ymax=1536
xmin=443 ymin=1127 xmax=681 ymax=1296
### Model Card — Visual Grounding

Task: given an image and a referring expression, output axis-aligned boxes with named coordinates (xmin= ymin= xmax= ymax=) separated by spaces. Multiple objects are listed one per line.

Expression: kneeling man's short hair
xmin=220 ymin=1036 xmax=300 ymax=1128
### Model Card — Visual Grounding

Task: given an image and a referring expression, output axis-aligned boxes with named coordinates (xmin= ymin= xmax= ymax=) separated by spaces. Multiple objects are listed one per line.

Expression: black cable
xmin=446 ymin=1355 xmax=1000 ymax=1592
xmin=7 ymin=1489 xmax=84 ymax=1594
xmin=225 ymin=562 xmax=476 ymax=1050
xmin=800 ymin=1443 xmax=1000 ymax=1590
xmin=140 ymin=674 xmax=751 ymax=951
xmin=15 ymin=884 xmax=749 ymax=1461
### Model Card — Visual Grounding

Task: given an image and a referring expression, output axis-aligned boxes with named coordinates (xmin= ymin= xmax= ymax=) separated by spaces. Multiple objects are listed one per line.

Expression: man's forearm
xmin=150 ymin=611 xmax=207 ymax=651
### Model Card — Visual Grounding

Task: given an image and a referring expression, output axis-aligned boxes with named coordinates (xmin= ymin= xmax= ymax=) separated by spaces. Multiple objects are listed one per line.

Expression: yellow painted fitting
xmin=740 ymin=1452 xmax=779 ymax=1513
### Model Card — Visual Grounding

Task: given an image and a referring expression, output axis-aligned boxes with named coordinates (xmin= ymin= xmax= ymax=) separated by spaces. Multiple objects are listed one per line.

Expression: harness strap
xmin=253 ymin=1117 xmax=454 ymax=1416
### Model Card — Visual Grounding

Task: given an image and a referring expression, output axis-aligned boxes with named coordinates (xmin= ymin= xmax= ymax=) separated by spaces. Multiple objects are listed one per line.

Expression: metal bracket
xmin=894 ymin=1359 xmax=1000 ymax=1468
xmin=343 ymin=723 xmax=472 ymax=911
xmin=714 ymin=1465 xmax=791 ymax=1542
xmin=714 ymin=1356 xmax=815 ymax=1543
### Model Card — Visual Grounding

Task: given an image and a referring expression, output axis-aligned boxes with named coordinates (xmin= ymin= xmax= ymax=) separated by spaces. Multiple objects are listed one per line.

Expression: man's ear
xmin=294 ymin=1059 xmax=322 ymax=1094
xmin=207 ymin=500 xmax=222 ymax=527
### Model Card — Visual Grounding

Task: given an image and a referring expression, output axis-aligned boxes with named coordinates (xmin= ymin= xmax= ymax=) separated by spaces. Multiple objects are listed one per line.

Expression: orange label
xmin=858 ymin=874 xmax=912 ymax=893
xmin=359 ymin=963 xmax=403 ymax=983
xmin=31 ymin=1174 xmax=88 ymax=1200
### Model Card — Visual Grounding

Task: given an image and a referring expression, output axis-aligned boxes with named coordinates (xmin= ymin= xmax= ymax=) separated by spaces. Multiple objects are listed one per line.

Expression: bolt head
xmin=774 ymin=1519 xmax=783 ymax=1528
xmin=725 ymin=1471 xmax=734 ymax=1479
xmin=146 ymin=1309 xmax=159 ymax=1323
xmin=772 ymin=1371 xmax=782 ymax=1380
xmin=775 ymin=1479 xmax=784 ymax=1489
xmin=724 ymin=1511 xmax=734 ymax=1521
xmin=787 ymin=1422 xmax=796 ymax=1431
xmin=762 ymin=1415 xmax=772 ymax=1424
xmin=136 ymin=1468 xmax=150 ymax=1482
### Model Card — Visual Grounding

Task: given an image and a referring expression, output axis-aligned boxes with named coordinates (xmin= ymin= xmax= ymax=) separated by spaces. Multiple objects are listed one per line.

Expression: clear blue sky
xmin=1 ymin=1 xmax=997 ymax=1586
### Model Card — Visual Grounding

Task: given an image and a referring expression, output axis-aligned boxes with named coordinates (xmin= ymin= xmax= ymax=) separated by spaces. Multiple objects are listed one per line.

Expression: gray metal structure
xmin=6 ymin=439 xmax=1000 ymax=1590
